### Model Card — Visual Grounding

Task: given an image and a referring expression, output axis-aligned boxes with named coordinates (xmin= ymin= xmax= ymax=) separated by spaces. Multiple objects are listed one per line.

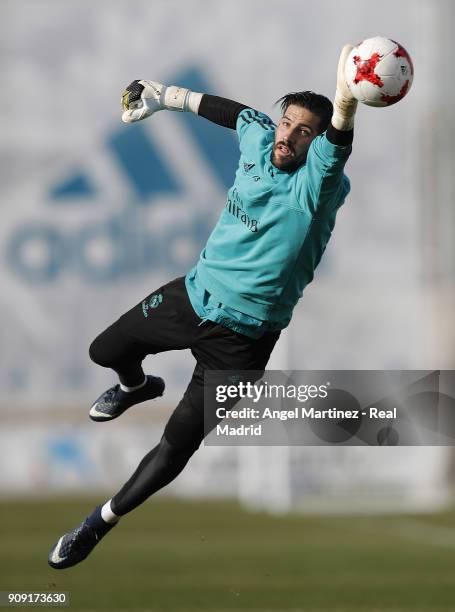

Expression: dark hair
xmin=276 ymin=91 xmax=333 ymax=133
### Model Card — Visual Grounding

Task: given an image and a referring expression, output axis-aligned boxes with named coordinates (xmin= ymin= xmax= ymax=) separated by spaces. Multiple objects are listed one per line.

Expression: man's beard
xmin=271 ymin=141 xmax=306 ymax=172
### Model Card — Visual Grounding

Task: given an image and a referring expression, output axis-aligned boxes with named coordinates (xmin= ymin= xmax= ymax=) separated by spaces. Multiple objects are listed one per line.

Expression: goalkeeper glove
xmin=332 ymin=45 xmax=358 ymax=131
xmin=121 ymin=80 xmax=202 ymax=123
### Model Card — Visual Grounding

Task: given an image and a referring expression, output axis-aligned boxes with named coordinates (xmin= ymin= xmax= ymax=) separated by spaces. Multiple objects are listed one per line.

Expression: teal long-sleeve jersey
xmin=190 ymin=108 xmax=352 ymax=328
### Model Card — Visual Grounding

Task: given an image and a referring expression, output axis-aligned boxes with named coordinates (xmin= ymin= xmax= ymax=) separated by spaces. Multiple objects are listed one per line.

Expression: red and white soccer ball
xmin=345 ymin=36 xmax=414 ymax=107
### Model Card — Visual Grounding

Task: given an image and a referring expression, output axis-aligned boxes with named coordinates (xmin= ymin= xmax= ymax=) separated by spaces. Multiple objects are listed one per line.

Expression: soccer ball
xmin=344 ymin=36 xmax=414 ymax=107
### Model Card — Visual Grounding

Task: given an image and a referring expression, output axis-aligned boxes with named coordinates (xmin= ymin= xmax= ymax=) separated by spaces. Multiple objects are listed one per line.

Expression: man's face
xmin=272 ymin=104 xmax=322 ymax=171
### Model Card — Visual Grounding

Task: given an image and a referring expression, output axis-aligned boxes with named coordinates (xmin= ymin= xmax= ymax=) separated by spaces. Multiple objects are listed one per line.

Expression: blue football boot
xmin=89 ymin=375 xmax=165 ymax=422
xmin=48 ymin=506 xmax=116 ymax=569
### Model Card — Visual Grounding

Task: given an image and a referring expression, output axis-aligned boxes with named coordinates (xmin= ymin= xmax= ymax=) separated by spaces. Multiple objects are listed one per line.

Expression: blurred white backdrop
xmin=1 ymin=0 xmax=454 ymax=506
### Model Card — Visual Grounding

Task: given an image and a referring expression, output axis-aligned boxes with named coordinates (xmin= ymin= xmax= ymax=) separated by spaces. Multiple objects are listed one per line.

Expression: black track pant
xmin=89 ymin=276 xmax=280 ymax=515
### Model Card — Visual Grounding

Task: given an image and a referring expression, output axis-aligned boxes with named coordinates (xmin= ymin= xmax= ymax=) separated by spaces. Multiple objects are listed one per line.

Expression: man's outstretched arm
xmin=298 ymin=45 xmax=358 ymax=209
xmin=121 ymin=79 xmax=248 ymax=129
xmin=197 ymin=95 xmax=248 ymax=129
xmin=325 ymin=44 xmax=358 ymax=147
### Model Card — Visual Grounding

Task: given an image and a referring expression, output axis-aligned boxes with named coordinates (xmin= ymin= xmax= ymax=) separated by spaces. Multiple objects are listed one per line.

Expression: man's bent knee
xmin=89 ymin=334 xmax=115 ymax=368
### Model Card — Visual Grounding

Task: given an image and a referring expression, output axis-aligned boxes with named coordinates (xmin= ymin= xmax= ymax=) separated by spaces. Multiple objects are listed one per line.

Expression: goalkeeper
xmin=49 ymin=46 xmax=358 ymax=569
